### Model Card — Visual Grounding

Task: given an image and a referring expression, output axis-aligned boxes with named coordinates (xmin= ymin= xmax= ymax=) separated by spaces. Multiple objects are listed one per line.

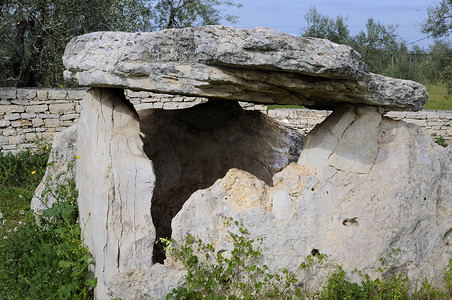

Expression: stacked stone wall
xmin=1 ymin=87 xmax=451 ymax=152
xmin=0 ymin=88 xmax=84 ymax=152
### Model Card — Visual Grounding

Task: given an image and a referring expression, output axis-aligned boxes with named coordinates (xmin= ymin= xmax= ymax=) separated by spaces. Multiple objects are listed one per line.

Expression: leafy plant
xmin=165 ymin=217 xmax=452 ymax=299
xmin=433 ymin=134 xmax=449 ymax=147
xmin=0 ymin=155 xmax=96 ymax=299
xmin=163 ymin=215 xmax=328 ymax=299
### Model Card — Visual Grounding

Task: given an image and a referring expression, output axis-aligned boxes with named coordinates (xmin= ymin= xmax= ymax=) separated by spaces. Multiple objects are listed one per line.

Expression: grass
xmin=0 ymin=144 xmax=96 ymax=299
xmin=425 ymin=84 xmax=452 ymax=110
xmin=0 ymin=142 xmax=50 ymax=232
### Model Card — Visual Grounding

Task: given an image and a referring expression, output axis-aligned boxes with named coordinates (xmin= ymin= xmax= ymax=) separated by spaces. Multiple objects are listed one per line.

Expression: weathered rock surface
xmin=107 ymin=264 xmax=186 ymax=300
xmin=165 ymin=105 xmax=452 ymax=291
xmin=31 ymin=124 xmax=77 ymax=213
xmin=76 ymin=88 xmax=156 ymax=299
xmin=139 ymin=100 xmax=303 ymax=263
xmin=63 ymin=26 xmax=427 ymax=111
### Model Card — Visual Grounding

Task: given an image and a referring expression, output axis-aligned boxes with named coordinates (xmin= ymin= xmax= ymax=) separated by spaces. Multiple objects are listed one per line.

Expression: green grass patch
xmin=0 ymin=146 xmax=96 ymax=299
xmin=424 ymin=84 xmax=451 ymax=110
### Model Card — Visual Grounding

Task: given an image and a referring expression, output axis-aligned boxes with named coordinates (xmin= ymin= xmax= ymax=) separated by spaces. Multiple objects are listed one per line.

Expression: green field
xmin=425 ymin=84 xmax=452 ymax=110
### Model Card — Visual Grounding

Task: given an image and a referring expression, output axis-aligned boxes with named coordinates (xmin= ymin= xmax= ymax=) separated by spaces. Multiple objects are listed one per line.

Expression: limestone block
xmin=17 ymin=128 xmax=33 ymax=134
xmin=20 ymin=143 xmax=36 ymax=149
xmin=406 ymin=119 xmax=428 ymax=127
xmin=16 ymin=88 xmax=36 ymax=100
xmin=11 ymin=120 xmax=32 ymax=127
xmin=0 ymin=136 xmax=8 ymax=144
xmin=38 ymin=113 xmax=59 ymax=119
xmin=26 ymin=104 xmax=48 ymax=113
xmin=4 ymin=88 xmax=16 ymax=99
xmin=126 ymin=90 xmax=150 ymax=98
xmin=44 ymin=119 xmax=60 ymax=128
xmin=48 ymin=89 xmax=68 ymax=100
xmin=298 ymin=105 xmax=357 ymax=170
xmin=32 ymin=118 xmax=44 ymax=127
xmin=2 ymin=144 xmax=16 ymax=150
xmin=42 ymin=132 xmax=56 ymax=140
xmin=9 ymin=135 xmax=24 ymax=144
xmin=25 ymin=132 xmax=39 ymax=141
xmin=0 ymin=120 xmax=10 ymax=128
xmin=76 ymin=88 xmax=156 ymax=299
xmin=67 ymin=88 xmax=87 ymax=99
xmin=36 ymin=90 xmax=48 ymax=101
xmin=49 ymin=103 xmax=75 ymax=114
xmin=63 ymin=26 xmax=427 ymax=111
xmin=60 ymin=113 xmax=80 ymax=121
xmin=162 ymin=102 xmax=180 ymax=110
xmin=21 ymin=113 xmax=37 ymax=120
xmin=133 ymin=103 xmax=155 ymax=111
xmin=60 ymin=121 xmax=76 ymax=127
xmin=11 ymin=100 xmax=30 ymax=105
xmin=0 ymin=105 xmax=26 ymax=113
xmin=2 ymin=128 xmax=16 ymax=136
xmin=127 ymin=98 xmax=141 ymax=105
xmin=326 ymin=106 xmax=382 ymax=174
xmin=169 ymin=112 xmax=452 ymax=292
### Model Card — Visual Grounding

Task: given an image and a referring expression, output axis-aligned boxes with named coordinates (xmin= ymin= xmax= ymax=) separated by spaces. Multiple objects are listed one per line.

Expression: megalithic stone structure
xmin=30 ymin=26 xmax=452 ymax=299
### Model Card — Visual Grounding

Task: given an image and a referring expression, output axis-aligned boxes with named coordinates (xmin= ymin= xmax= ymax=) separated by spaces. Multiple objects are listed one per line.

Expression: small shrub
xmin=433 ymin=134 xmax=449 ymax=148
xmin=162 ymin=216 xmax=317 ymax=299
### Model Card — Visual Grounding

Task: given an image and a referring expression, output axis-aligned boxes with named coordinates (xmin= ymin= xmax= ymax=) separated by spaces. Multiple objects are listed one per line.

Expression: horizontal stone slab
xmin=63 ymin=26 xmax=427 ymax=111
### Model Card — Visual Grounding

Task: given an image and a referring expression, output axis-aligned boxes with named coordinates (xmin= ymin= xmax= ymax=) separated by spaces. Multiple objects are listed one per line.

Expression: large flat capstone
xmin=63 ymin=25 xmax=427 ymax=111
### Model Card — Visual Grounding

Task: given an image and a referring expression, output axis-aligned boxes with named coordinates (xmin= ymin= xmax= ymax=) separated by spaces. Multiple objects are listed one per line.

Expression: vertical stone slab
xmin=76 ymin=88 xmax=156 ymax=299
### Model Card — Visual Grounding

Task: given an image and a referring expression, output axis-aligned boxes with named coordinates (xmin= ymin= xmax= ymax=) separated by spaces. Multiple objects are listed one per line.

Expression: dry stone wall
xmin=268 ymin=109 xmax=452 ymax=145
xmin=0 ymin=88 xmax=84 ymax=152
xmin=1 ymin=87 xmax=451 ymax=152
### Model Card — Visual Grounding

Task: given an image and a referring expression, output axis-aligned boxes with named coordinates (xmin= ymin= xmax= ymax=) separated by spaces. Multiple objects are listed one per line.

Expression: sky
xmin=222 ymin=0 xmax=444 ymax=49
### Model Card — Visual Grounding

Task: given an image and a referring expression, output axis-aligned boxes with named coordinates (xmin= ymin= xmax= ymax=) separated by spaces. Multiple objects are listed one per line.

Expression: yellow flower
xmin=46 ymin=145 xmax=49 ymax=151
xmin=75 ymin=155 xmax=80 ymax=159
xmin=31 ymin=171 xmax=36 ymax=175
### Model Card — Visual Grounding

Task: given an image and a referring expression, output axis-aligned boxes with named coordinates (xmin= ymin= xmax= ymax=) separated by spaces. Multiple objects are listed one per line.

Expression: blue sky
xmin=223 ymin=0 xmax=442 ymax=49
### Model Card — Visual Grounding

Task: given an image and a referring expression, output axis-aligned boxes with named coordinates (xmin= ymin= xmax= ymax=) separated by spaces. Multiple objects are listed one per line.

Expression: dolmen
xmin=32 ymin=26 xmax=451 ymax=299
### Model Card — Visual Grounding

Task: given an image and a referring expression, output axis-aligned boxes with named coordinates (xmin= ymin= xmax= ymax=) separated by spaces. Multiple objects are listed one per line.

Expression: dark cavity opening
xmin=342 ymin=217 xmax=359 ymax=226
xmin=138 ymin=100 xmax=303 ymax=264
xmin=311 ymin=249 xmax=320 ymax=256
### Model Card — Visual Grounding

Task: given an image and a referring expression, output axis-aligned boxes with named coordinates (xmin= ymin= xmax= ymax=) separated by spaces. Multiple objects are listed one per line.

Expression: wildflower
xmin=18 ymin=221 xmax=23 ymax=225
xmin=19 ymin=210 xmax=24 ymax=215
xmin=46 ymin=145 xmax=49 ymax=151
xmin=13 ymin=227 xmax=18 ymax=232
xmin=75 ymin=155 xmax=80 ymax=159
xmin=3 ymin=236 xmax=7 ymax=240
xmin=31 ymin=170 xmax=36 ymax=175
xmin=0 ymin=212 xmax=3 ymax=219
xmin=18 ymin=195 xmax=23 ymax=199
xmin=186 ymin=231 xmax=189 ymax=235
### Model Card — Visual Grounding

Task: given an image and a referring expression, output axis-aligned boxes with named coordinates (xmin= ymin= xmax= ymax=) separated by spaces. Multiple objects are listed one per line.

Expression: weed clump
xmin=0 ymin=148 xmax=96 ymax=299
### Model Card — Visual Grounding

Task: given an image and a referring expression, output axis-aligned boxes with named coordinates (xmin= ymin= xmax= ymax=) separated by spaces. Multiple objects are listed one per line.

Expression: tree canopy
xmin=422 ymin=0 xmax=452 ymax=38
xmin=0 ymin=0 xmax=242 ymax=87
xmin=301 ymin=5 xmax=452 ymax=92
xmin=302 ymin=6 xmax=350 ymax=45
